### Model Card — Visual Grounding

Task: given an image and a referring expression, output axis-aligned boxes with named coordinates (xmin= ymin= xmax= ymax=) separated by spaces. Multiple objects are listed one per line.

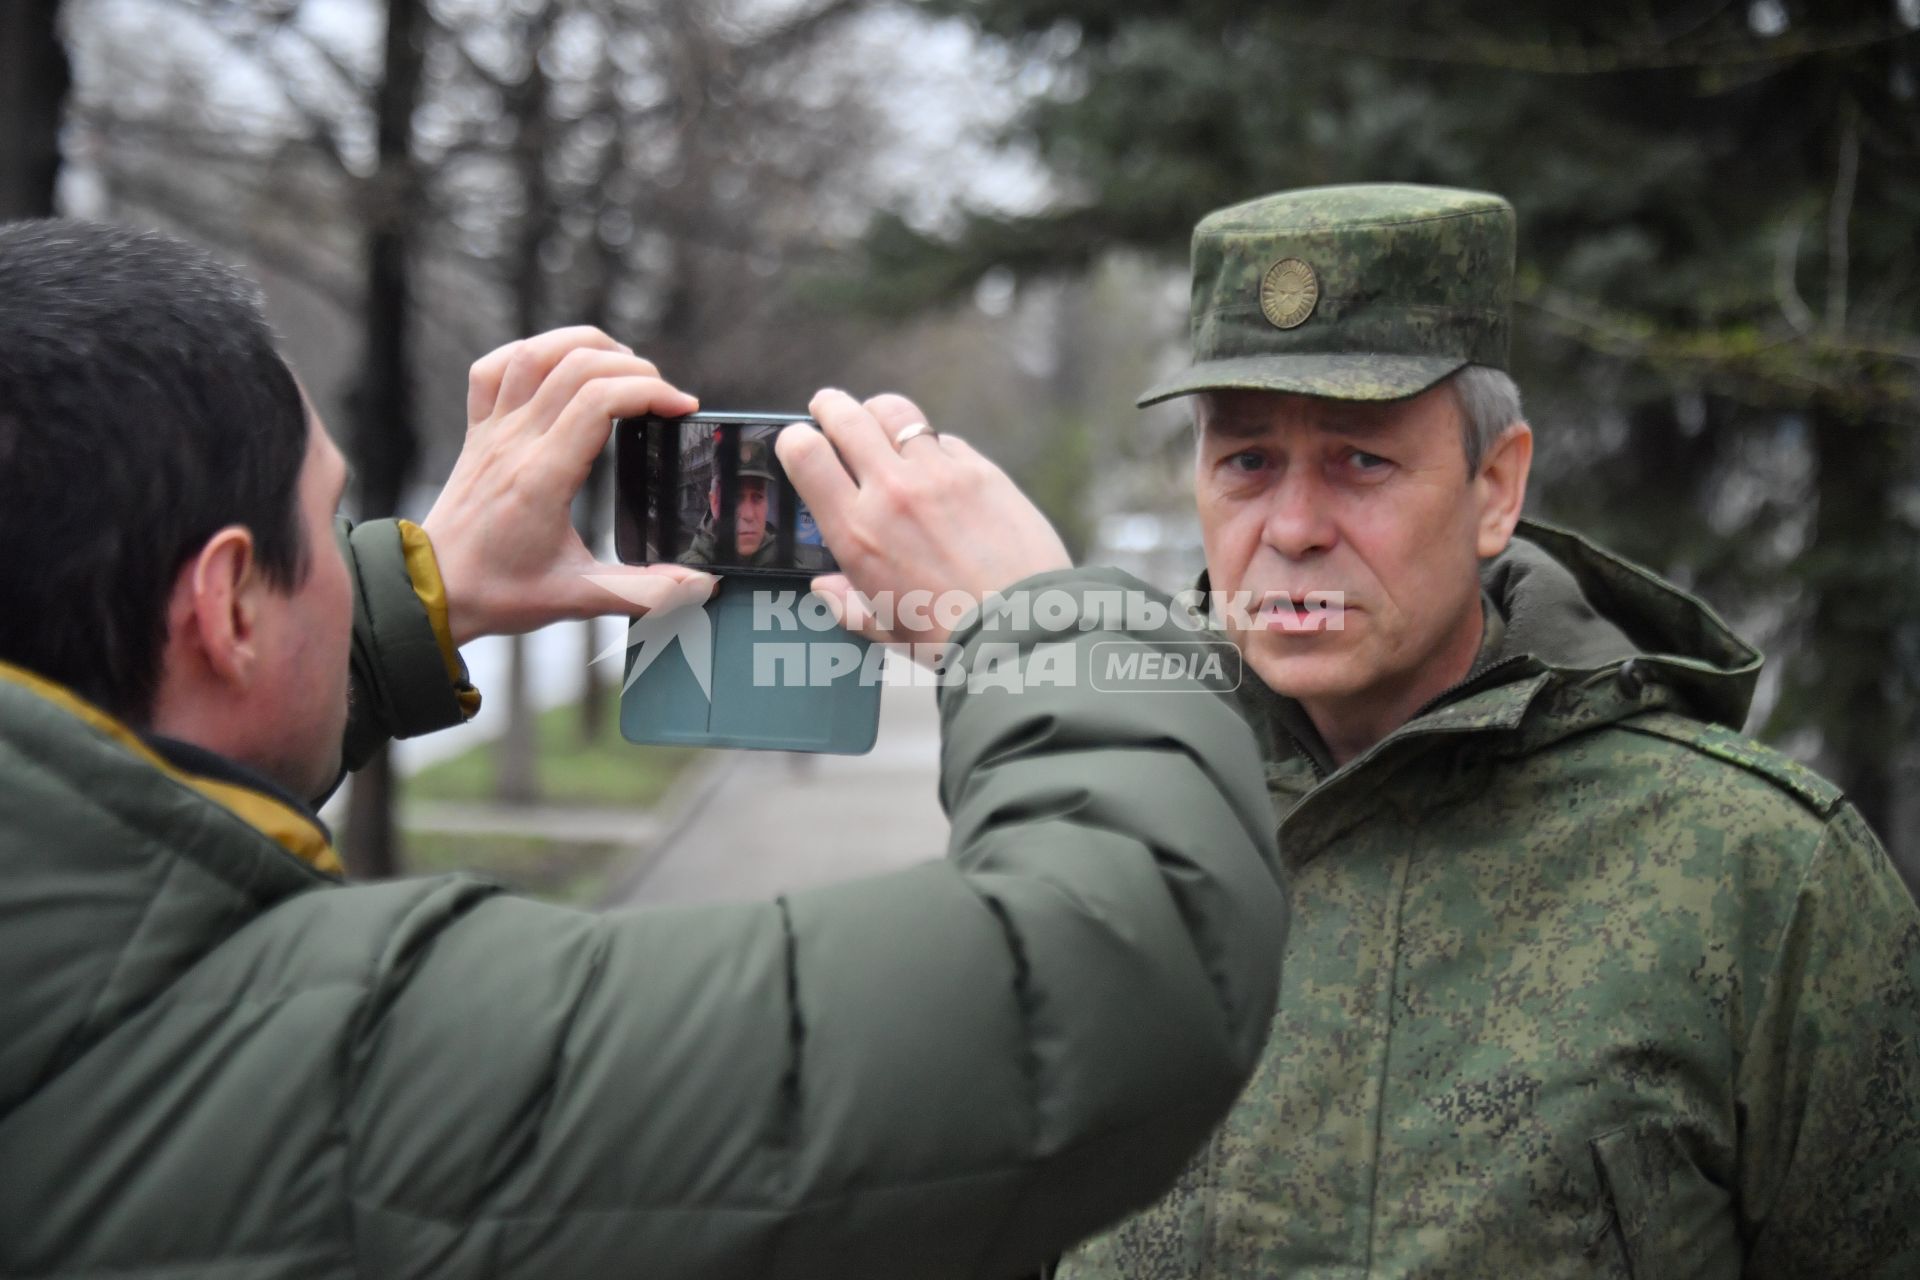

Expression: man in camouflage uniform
xmin=682 ymin=435 xmax=833 ymax=572
xmin=1064 ymin=184 xmax=1920 ymax=1277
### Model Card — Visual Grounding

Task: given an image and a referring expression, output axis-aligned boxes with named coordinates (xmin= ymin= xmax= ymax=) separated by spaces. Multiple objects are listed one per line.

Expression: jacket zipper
xmin=1405 ymin=653 xmax=1532 ymax=726
xmin=1281 ymin=654 xmax=1535 ymax=787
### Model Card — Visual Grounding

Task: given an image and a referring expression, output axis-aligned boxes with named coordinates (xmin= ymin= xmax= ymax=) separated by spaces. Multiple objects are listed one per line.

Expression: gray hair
xmin=1450 ymin=364 xmax=1524 ymax=474
xmin=1188 ymin=365 xmax=1523 ymax=472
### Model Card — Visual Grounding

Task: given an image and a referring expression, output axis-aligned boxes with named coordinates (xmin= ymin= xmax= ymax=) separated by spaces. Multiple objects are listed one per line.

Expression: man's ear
xmin=175 ymin=526 xmax=262 ymax=686
xmin=1474 ymin=421 xmax=1533 ymax=559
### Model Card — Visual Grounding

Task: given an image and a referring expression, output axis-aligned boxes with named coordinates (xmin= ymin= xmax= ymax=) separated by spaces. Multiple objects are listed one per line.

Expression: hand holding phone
xmin=612 ymin=405 xmax=885 ymax=755
xmin=422 ymin=327 xmax=716 ymax=645
xmin=776 ymin=390 xmax=1073 ymax=648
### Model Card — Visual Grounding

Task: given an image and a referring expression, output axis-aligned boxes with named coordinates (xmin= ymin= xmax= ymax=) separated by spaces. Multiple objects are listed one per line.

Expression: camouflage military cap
xmin=1139 ymin=184 xmax=1514 ymax=406
xmin=733 ymin=436 xmax=777 ymax=482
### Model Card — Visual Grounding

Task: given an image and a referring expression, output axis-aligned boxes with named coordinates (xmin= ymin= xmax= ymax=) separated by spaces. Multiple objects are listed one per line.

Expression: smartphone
xmin=613 ymin=412 xmax=835 ymax=575
xmin=611 ymin=411 xmax=881 ymax=755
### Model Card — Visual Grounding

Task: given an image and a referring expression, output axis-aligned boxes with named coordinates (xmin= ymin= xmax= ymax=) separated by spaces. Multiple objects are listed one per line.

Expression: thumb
xmin=581 ymin=564 xmax=719 ymax=615
xmin=637 ymin=562 xmax=722 ymax=589
xmin=808 ymin=573 xmax=852 ymax=630
xmin=808 ymin=574 xmax=896 ymax=643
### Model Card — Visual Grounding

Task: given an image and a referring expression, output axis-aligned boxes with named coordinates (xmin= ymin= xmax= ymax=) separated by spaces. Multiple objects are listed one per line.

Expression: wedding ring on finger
xmin=893 ymin=421 xmax=939 ymax=452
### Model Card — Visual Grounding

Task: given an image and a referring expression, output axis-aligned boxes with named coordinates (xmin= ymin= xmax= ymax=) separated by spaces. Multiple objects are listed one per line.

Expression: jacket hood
xmin=1219 ymin=518 xmax=1763 ymax=788
xmin=1488 ymin=519 xmax=1760 ymax=731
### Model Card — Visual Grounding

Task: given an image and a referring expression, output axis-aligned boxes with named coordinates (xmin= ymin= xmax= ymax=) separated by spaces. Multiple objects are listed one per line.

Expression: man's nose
xmin=1261 ymin=468 xmax=1337 ymax=559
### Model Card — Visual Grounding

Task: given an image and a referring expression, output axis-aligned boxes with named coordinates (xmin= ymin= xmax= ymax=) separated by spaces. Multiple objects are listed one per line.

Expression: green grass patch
xmin=406 ymin=698 xmax=699 ymax=809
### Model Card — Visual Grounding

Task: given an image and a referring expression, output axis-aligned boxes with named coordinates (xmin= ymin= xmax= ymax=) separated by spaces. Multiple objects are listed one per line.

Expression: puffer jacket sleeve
xmin=339 ymin=568 xmax=1286 ymax=1279
xmin=337 ymin=517 xmax=475 ymax=782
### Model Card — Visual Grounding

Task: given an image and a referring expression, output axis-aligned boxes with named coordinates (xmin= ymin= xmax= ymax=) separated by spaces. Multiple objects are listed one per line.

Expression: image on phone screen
xmin=614 ymin=414 xmax=837 ymax=574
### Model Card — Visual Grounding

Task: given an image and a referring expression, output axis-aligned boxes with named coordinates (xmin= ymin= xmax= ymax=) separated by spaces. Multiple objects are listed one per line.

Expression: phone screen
xmin=614 ymin=413 xmax=837 ymax=574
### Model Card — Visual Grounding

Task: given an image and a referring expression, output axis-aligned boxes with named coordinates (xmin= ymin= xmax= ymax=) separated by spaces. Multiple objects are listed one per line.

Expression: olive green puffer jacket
xmin=0 ymin=522 xmax=1287 ymax=1279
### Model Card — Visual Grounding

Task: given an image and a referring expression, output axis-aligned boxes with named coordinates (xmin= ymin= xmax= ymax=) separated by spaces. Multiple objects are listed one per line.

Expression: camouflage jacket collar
xmin=1216 ymin=518 xmax=1762 ymax=857
xmin=1486 ymin=519 xmax=1760 ymax=730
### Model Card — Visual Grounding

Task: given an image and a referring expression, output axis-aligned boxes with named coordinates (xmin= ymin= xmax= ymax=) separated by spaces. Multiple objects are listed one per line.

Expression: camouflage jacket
xmin=1066 ymin=519 xmax=1920 ymax=1279
xmin=682 ymin=523 xmax=833 ymax=572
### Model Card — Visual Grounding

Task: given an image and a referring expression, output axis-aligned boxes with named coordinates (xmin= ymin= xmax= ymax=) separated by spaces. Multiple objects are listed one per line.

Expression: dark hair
xmin=0 ymin=220 xmax=310 ymax=724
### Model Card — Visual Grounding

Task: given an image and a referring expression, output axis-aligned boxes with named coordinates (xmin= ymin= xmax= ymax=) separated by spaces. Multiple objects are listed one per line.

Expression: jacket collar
xmin=0 ymin=660 xmax=344 ymax=877
xmin=1489 ymin=519 xmax=1760 ymax=729
xmin=1203 ymin=518 xmax=1763 ymax=846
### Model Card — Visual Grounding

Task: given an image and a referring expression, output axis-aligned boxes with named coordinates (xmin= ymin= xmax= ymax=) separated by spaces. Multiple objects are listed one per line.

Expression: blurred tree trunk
xmin=573 ymin=71 xmax=624 ymax=746
xmin=1804 ymin=409 xmax=1902 ymax=846
xmin=498 ymin=635 xmax=538 ymax=805
xmin=495 ymin=0 xmax=563 ymax=804
xmin=342 ymin=0 xmax=429 ymax=878
xmin=0 ymin=0 xmax=70 ymax=219
xmin=1040 ymin=283 xmax=1095 ymax=560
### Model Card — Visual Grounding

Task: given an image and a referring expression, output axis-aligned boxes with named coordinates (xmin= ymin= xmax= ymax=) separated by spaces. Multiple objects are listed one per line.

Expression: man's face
xmin=1194 ymin=384 xmax=1505 ymax=718
xmin=247 ymin=416 xmax=355 ymax=797
xmin=711 ymin=477 xmax=770 ymax=556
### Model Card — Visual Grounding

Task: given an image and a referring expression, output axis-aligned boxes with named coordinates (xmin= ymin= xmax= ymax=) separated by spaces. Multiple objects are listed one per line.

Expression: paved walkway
xmin=606 ymin=685 xmax=949 ymax=907
xmin=402 ymin=801 xmax=661 ymax=848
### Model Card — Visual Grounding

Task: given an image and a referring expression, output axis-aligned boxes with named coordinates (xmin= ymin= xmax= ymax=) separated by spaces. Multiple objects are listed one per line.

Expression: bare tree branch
xmin=132 ymin=0 xmax=356 ymax=175
xmin=261 ymin=3 xmax=375 ymax=96
xmin=735 ymin=0 xmax=869 ymax=70
xmin=103 ymin=166 xmax=364 ymax=313
xmin=1521 ymin=282 xmax=1920 ymax=424
xmin=1773 ymin=217 xmax=1815 ymax=336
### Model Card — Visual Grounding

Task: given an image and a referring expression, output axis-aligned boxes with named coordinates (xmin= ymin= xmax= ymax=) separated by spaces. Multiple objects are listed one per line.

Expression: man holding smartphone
xmin=0 ymin=221 xmax=1286 ymax=1277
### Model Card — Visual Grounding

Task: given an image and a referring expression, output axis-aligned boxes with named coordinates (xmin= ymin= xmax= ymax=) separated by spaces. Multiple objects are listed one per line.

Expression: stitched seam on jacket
xmin=773 ymin=896 xmax=806 ymax=1161
xmin=467 ymin=922 xmax=616 ymax=1219
xmin=967 ymin=887 xmax=1044 ymax=1277
xmin=81 ymin=849 xmax=181 ymax=1040
xmin=1614 ymin=717 xmax=1842 ymax=818
xmin=980 ymin=891 xmax=1041 ymax=1133
xmin=4 ymin=817 xmax=179 ymax=1116
xmin=1147 ymin=832 xmax=1242 ymax=1035
xmin=1731 ymin=814 xmax=1839 ymax=1236
xmin=1215 ymin=206 xmax=1501 ymax=235
xmin=0 ymin=720 xmax=321 ymax=1105
xmin=338 ymin=880 xmax=504 ymax=1270
xmin=0 ymin=737 xmax=314 ymax=903
xmin=1362 ymin=841 xmax=1417 ymax=1275
xmin=0 ymin=1239 xmax=346 ymax=1279
xmin=1015 ymin=797 xmax=1259 ymax=1038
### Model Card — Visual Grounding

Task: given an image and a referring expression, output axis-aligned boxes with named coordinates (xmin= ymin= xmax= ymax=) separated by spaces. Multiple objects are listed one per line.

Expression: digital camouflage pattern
xmin=1139 ymin=185 xmax=1513 ymax=406
xmin=1064 ymin=519 xmax=1920 ymax=1278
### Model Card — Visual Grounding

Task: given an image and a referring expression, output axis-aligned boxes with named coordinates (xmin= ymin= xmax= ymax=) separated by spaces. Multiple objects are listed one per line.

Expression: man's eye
xmin=1226 ymin=451 xmax=1266 ymax=473
xmin=1348 ymin=450 xmax=1390 ymax=472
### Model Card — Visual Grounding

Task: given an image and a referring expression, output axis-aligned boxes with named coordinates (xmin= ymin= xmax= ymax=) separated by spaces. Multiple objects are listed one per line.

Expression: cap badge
xmin=1260 ymin=258 xmax=1319 ymax=330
